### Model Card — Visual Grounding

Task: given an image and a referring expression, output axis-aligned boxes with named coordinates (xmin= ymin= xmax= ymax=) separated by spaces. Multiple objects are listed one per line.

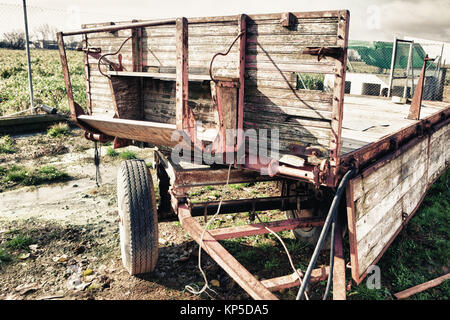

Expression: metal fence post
xmin=22 ymin=0 xmax=35 ymax=113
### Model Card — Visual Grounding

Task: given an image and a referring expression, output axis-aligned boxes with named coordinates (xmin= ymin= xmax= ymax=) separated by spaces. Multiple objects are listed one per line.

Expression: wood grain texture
xmin=347 ymin=121 xmax=450 ymax=280
xmin=82 ymin=12 xmax=347 ymax=159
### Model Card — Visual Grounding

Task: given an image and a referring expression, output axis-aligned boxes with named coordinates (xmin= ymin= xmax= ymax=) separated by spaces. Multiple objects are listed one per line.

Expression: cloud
xmin=378 ymin=0 xmax=450 ymax=41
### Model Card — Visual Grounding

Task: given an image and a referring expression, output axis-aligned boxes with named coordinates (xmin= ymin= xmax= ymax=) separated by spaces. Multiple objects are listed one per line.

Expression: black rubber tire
xmin=286 ymin=208 xmax=328 ymax=248
xmin=117 ymin=160 xmax=158 ymax=275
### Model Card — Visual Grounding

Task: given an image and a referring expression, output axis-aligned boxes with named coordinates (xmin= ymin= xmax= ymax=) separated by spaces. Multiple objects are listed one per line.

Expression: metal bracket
xmin=302 ymin=47 xmax=344 ymax=61
xmin=280 ymin=12 xmax=295 ymax=28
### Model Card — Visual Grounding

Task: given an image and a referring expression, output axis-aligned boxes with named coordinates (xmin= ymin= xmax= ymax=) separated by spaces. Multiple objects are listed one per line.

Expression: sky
xmin=0 ymin=0 xmax=449 ymax=43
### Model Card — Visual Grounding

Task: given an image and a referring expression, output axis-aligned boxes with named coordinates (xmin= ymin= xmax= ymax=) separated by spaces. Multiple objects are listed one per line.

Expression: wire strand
xmin=254 ymin=212 xmax=309 ymax=300
xmin=184 ymin=163 xmax=233 ymax=297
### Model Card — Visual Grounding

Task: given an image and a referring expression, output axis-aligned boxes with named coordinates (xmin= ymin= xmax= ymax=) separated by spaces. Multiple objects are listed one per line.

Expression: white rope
xmin=0 ymin=105 xmax=40 ymax=118
xmin=254 ymin=212 xmax=309 ymax=300
xmin=185 ymin=163 xmax=309 ymax=300
xmin=184 ymin=163 xmax=233 ymax=297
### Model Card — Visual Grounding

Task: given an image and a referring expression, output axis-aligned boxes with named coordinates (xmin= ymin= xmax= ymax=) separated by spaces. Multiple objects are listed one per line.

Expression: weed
xmin=1 ymin=164 xmax=68 ymax=187
xmin=106 ymin=147 xmax=119 ymax=157
xmin=264 ymin=257 xmax=280 ymax=271
xmin=5 ymin=234 xmax=33 ymax=250
xmin=119 ymin=150 xmax=138 ymax=160
xmin=229 ymin=183 xmax=248 ymax=191
xmin=47 ymin=122 xmax=70 ymax=138
xmin=0 ymin=135 xmax=16 ymax=154
xmin=0 ymin=248 xmax=12 ymax=265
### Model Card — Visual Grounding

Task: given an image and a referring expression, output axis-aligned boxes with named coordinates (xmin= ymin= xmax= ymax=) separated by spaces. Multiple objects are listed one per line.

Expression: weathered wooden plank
xmin=357 ymin=172 xmax=427 ymax=275
xmin=246 ymin=61 xmax=335 ymax=74
xmin=78 ymin=115 xmax=177 ymax=147
xmin=244 ymin=103 xmax=332 ymax=122
xmin=352 ymin=139 xmax=427 ymax=201
xmin=356 ymin=201 xmax=403 ymax=274
xmin=428 ymin=125 xmax=448 ymax=183
xmin=245 ymin=92 xmax=332 ymax=110
xmin=354 ymin=150 xmax=426 ymax=217
xmin=243 ymin=117 xmax=332 ymax=141
xmin=246 ymin=22 xmax=338 ymax=36
xmin=244 ymin=108 xmax=331 ymax=129
xmin=108 ymin=76 xmax=143 ymax=119
xmin=245 ymin=86 xmax=333 ymax=103
xmin=354 ymin=149 xmax=427 ymax=242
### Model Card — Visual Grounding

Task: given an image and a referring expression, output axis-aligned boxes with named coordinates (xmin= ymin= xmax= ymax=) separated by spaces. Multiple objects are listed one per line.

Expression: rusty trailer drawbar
xmin=57 ymin=10 xmax=450 ymax=300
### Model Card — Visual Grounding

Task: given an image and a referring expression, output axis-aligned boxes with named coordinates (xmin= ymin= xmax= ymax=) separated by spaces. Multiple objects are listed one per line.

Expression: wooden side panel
xmin=83 ymin=11 xmax=348 ymax=161
xmin=428 ymin=124 xmax=449 ymax=183
xmin=85 ymin=22 xmax=134 ymax=118
xmin=347 ymin=122 xmax=450 ymax=283
xmin=242 ymin=12 xmax=347 ymax=161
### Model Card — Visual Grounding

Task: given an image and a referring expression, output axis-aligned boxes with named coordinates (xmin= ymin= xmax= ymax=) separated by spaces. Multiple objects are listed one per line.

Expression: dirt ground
xmin=1 ymin=127 xmax=320 ymax=301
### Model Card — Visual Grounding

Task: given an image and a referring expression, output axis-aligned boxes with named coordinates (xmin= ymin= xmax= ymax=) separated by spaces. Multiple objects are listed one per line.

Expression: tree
xmin=33 ymin=24 xmax=58 ymax=41
xmin=2 ymin=30 xmax=25 ymax=49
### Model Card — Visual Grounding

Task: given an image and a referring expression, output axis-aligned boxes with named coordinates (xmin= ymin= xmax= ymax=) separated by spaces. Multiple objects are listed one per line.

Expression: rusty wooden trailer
xmin=57 ymin=10 xmax=450 ymax=300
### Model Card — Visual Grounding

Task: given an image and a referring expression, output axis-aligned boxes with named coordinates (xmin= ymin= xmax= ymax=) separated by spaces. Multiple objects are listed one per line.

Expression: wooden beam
xmin=332 ymin=220 xmax=347 ymax=300
xmin=236 ymin=14 xmax=247 ymax=153
xmin=209 ymin=217 xmax=325 ymax=240
xmin=261 ymin=266 xmax=329 ymax=292
xmin=394 ymin=273 xmax=450 ymax=300
xmin=177 ymin=204 xmax=278 ymax=300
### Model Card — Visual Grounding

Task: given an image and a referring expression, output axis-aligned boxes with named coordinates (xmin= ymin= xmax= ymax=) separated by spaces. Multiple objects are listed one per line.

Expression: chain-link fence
xmin=332 ymin=39 xmax=449 ymax=102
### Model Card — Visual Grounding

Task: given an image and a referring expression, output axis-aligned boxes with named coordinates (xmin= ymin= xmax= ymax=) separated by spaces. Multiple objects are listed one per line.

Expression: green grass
xmin=47 ymin=122 xmax=70 ymax=138
xmin=0 ymin=231 xmax=33 ymax=267
xmin=106 ymin=147 xmax=138 ymax=160
xmin=0 ymin=164 xmax=69 ymax=189
xmin=119 ymin=150 xmax=138 ymax=160
xmin=0 ymin=49 xmax=85 ymax=116
xmin=229 ymin=183 xmax=251 ymax=191
xmin=106 ymin=147 xmax=119 ymax=157
xmin=0 ymin=248 xmax=13 ymax=265
xmin=0 ymin=135 xmax=16 ymax=154
xmin=4 ymin=234 xmax=33 ymax=251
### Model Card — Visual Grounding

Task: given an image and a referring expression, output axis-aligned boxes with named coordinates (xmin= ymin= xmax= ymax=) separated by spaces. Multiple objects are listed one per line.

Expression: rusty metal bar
xmin=236 ymin=14 xmax=247 ymax=153
xmin=57 ymin=32 xmax=77 ymax=123
xmin=407 ymin=55 xmax=434 ymax=120
xmin=189 ymin=196 xmax=316 ymax=216
xmin=61 ymin=19 xmax=176 ymax=36
xmin=332 ymin=220 xmax=346 ymax=300
xmin=261 ymin=266 xmax=329 ymax=292
xmin=208 ymin=217 xmax=325 ymax=240
xmin=176 ymin=17 xmax=197 ymax=144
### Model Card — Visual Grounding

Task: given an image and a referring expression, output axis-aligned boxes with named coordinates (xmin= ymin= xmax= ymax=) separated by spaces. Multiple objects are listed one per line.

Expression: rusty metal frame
xmin=155 ymin=150 xmax=347 ymax=300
